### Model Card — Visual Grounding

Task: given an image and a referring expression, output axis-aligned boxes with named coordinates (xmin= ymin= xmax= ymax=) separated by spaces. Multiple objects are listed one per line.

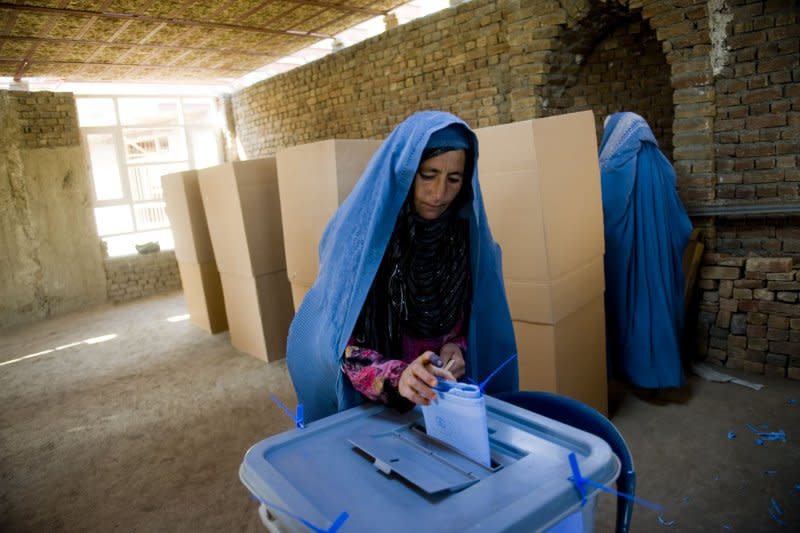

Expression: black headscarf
xmin=352 ymin=126 xmax=473 ymax=358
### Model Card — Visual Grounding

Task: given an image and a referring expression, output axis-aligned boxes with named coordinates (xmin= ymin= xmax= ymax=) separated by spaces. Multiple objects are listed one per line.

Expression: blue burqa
xmin=287 ymin=111 xmax=518 ymax=422
xmin=599 ymin=112 xmax=692 ymax=389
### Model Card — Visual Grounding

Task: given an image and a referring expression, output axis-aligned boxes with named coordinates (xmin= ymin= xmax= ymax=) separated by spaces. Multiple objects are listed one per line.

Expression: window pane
xmin=118 ymin=98 xmax=179 ymax=126
xmin=86 ymin=133 xmax=123 ymax=201
xmin=129 ymin=163 xmax=189 ymax=201
xmin=76 ymin=98 xmax=116 ymax=127
xmin=182 ymin=98 xmax=216 ymax=124
xmin=134 ymin=201 xmax=169 ymax=231
xmin=94 ymin=205 xmax=133 ymax=236
xmin=123 ymin=127 xmax=188 ymax=163
xmin=103 ymin=229 xmax=175 ymax=258
xmin=189 ymin=129 xmax=220 ymax=169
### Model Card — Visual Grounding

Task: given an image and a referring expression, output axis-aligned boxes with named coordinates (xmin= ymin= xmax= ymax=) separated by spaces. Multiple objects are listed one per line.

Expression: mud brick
xmin=700 ymin=303 xmax=720 ymax=313
xmin=766 ymin=272 xmax=795 ymax=281
xmin=726 ymin=358 xmax=745 ymax=370
xmin=697 ymin=279 xmax=718 ymax=290
xmin=746 ymin=257 xmax=793 ymax=273
xmin=748 ymin=324 xmax=768 ymax=337
xmin=728 ymin=334 xmax=748 ymax=349
xmin=729 ymin=346 xmax=747 ymax=359
xmin=734 ymin=279 xmax=765 ymax=289
xmin=767 ymin=281 xmax=800 ymax=291
xmin=767 ymin=328 xmax=789 ymax=341
xmin=708 ymin=348 xmax=727 ymax=361
xmin=698 ymin=311 xmax=717 ymax=325
xmin=710 ymin=337 xmax=728 ymax=350
xmin=710 ymin=326 xmax=730 ymax=339
xmin=789 ymin=367 xmax=800 ymax=380
xmin=792 ymin=319 xmax=800 ymax=329
xmin=731 ymin=313 xmax=748 ymax=334
xmin=768 ymin=315 xmax=790 ymax=329
xmin=719 ymin=298 xmax=739 ymax=311
xmin=747 ymin=312 xmax=768 ymax=325
xmin=753 ymin=288 xmax=775 ymax=301
xmin=749 ymin=337 xmax=769 ymax=351
xmin=770 ymin=341 xmax=800 ymax=356
xmin=792 ymin=331 xmax=800 ymax=343
xmin=702 ymin=291 xmax=720 ymax=303
xmin=746 ymin=349 xmax=766 ymax=362
xmin=746 ymin=271 xmax=766 ymax=280
xmin=733 ymin=288 xmax=753 ymax=299
xmin=738 ymin=299 xmax=760 ymax=312
xmin=766 ymin=353 xmax=789 ymax=367
xmin=764 ymin=364 xmax=787 ymax=378
xmin=719 ymin=280 xmax=734 ymax=298
xmin=716 ymin=310 xmax=732 ymax=328
xmin=758 ymin=301 xmax=800 ymax=317
xmin=777 ymin=292 xmax=798 ymax=303
xmin=743 ymin=361 xmax=765 ymax=374
xmin=701 ymin=266 xmax=741 ymax=279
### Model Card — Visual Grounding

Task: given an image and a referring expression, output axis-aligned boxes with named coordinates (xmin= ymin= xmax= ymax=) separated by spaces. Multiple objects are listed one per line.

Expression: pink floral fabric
xmin=342 ymin=316 xmax=467 ymax=405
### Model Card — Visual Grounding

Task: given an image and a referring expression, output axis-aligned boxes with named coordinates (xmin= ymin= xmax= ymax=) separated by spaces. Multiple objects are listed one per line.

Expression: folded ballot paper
xmin=422 ymin=380 xmax=491 ymax=467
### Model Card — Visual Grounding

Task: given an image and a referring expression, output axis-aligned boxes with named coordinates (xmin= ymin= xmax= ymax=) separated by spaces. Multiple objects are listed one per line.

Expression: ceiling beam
xmin=0 ymin=3 xmax=333 ymax=39
xmin=0 ymin=57 xmax=252 ymax=73
xmin=0 ymin=35 xmax=277 ymax=58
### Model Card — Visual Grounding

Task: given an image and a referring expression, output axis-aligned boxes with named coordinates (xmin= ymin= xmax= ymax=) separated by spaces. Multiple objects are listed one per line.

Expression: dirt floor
xmin=1 ymin=290 xmax=799 ymax=532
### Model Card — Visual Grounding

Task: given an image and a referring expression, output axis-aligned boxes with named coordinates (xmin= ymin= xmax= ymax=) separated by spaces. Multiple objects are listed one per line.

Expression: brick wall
xmin=104 ymin=251 xmax=181 ymax=304
xmin=714 ymin=0 xmax=800 ymax=203
xmin=8 ymin=91 xmax=81 ymax=149
xmin=695 ymin=254 xmax=800 ymax=380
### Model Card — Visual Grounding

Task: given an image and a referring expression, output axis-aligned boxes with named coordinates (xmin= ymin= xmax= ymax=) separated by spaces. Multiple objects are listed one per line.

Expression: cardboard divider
xmin=219 ymin=270 xmax=293 ymax=362
xmin=176 ymin=260 xmax=228 ymax=334
xmin=162 ymin=169 xmax=216 ymax=264
xmin=276 ymin=139 xmax=382 ymax=304
xmin=198 ymin=159 xmax=286 ymax=277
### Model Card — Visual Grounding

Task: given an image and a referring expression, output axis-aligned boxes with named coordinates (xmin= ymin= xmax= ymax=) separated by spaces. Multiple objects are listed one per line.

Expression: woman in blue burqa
xmin=287 ymin=111 xmax=518 ymax=422
xmin=599 ymin=112 xmax=692 ymax=389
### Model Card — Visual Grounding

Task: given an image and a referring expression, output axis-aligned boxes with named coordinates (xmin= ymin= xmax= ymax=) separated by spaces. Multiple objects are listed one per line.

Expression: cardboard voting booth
xmin=198 ymin=159 xmax=293 ymax=362
xmin=162 ymin=169 xmax=227 ymax=334
xmin=476 ymin=111 xmax=608 ymax=414
xmin=240 ymin=397 xmax=619 ymax=532
xmin=276 ymin=139 xmax=382 ymax=310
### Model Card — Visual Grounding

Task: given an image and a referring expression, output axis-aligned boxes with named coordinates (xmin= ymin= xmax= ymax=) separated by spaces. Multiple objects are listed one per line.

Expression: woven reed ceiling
xmin=0 ymin=0 xmax=407 ymax=83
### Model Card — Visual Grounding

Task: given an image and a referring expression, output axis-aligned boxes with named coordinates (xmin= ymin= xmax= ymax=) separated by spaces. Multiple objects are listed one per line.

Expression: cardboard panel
xmin=199 ymin=159 xmax=286 ymax=276
xmin=505 ymin=256 xmax=605 ymax=324
xmin=177 ymin=260 xmax=227 ymax=333
xmin=219 ymin=270 xmax=293 ymax=362
xmin=162 ymin=170 xmax=215 ymax=264
xmin=477 ymin=111 xmax=604 ymax=282
xmin=290 ymin=281 xmax=311 ymax=312
xmin=276 ymin=139 xmax=381 ymax=287
xmin=512 ymin=294 xmax=608 ymax=416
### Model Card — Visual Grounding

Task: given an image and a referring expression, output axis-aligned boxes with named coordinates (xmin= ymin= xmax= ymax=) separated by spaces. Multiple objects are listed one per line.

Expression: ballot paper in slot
xmin=422 ymin=380 xmax=491 ymax=467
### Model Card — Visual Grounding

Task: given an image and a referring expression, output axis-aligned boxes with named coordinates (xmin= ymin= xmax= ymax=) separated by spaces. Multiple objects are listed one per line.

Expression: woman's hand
xmin=440 ymin=343 xmax=466 ymax=379
xmin=398 ymin=351 xmax=456 ymax=405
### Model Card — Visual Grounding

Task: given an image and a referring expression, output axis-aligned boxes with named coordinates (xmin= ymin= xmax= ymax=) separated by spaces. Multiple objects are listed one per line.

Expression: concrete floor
xmin=1 ymin=291 xmax=798 ymax=532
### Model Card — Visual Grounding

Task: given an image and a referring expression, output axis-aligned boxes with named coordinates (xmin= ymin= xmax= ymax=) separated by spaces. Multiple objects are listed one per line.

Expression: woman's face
xmin=413 ymin=149 xmax=466 ymax=220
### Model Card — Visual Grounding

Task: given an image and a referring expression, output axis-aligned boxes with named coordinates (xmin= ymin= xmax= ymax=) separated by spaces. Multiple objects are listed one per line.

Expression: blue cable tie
xmin=794 ymin=484 xmax=800 ymax=492
xmin=727 ymin=431 xmax=736 ymax=440
xmin=657 ymin=516 xmax=676 ymax=527
xmin=479 ymin=353 xmax=518 ymax=393
xmin=768 ymin=506 xmax=786 ymax=527
xmin=722 ymin=525 xmax=733 ymax=531
xmin=770 ymin=498 xmax=783 ymax=516
xmin=681 ymin=496 xmax=690 ymax=503
xmin=764 ymin=470 xmax=777 ymax=476
xmin=248 ymin=493 xmax=349 ymax=533
xmin=567 ymin=452 xmax=664 ymax=512
xmin=788 ymin=398 xmax=797 ymax=405
xmin=270 ymin=395 xmax=305 ymax=429
xmin=755 ymin=439 xmax=764 ymax=446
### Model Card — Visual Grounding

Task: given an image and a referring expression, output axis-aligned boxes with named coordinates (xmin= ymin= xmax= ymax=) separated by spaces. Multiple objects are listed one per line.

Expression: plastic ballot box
xmin=240 ymin=397 xmax=619 ymax=532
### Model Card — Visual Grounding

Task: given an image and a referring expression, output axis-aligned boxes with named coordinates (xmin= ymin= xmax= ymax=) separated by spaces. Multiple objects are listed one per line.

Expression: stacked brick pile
xmin=696 ymin=253 xmax=800 ymax=379
xmin=9 ymin=91 xmax=81 ymax=149
xmin=104 ymin=251 xmax=182 ymax=304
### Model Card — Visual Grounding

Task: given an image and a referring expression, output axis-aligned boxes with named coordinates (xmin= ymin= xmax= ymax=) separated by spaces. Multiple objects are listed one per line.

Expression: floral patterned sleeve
xmin=341 ymin=343 xmax=410 ymax=406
